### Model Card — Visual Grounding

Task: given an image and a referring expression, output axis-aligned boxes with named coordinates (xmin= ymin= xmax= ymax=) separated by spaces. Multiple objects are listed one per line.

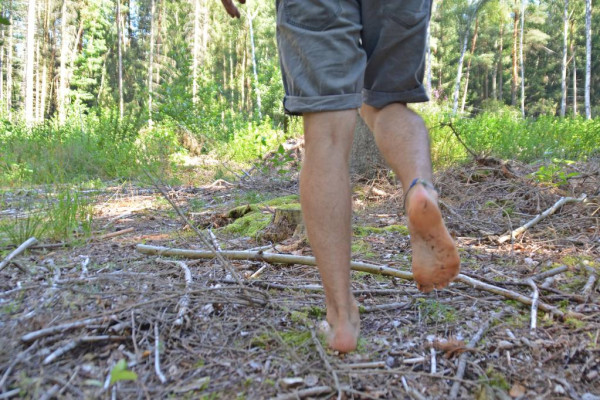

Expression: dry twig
xmin=156 ymin=259 xmax=192 ymax=326
xmin=154 ymin=322 xmax=167 ymax=384
xmin=498 ymin=194 xmax=587 ymax=243
xmin=310 ymin=329 xmax=341 ymax=400
xmin=526 ymin=278 xmax=539 ymax=331
xmin=21 ymin=317 xmax=107 ymax=343
xmin=0 ymin=237 xmax=37 ymax=272
xmin=449 ymin=311 xmax=506 ymax=399
xmin=43 ymin=336 xmax=126 ymax=365
xmin=272 ymin=386 xmax=332 ymax=400
xmin=137 ymin=244 xmax=585 ymax=319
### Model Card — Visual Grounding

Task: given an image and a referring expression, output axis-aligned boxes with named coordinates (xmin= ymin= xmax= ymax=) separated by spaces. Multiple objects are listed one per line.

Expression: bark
xmin=584 ymin=0 xmax=592 ymax=119
xmin=511 ymin=10 xmax=518 ymax=106
xmin=58 ymin=0 xmax=69 ymax=124
xmin=460 ymin=17 xmax=479 ymax=113
xmin=192 ymin=0 xmax=199 ymax=104
xmin=571 ymin=19 xmax=577 ymax=115
xmin=247 ymin=11 xmax=262 ymax=119
xmin=560 ymin=0 xmax=569 ymax=117
xmin=519 ymin=0 xmax=525 ymax=117
xmin=148 ymin=0 xmax=156 ymax=126
xmin=349 ymin=114 xmax=387 ymax=180
xmin=6 ymin=0 xmax=13 ymax=118
xmin=498 ymin=23 xmax=503 ymax=102
xmin=117 ymin=0 xmax=124 ymax=119
xmin=24 ymin=0 xmax=36 ymax=126
xmin=452 ymin=29 xmax=470 ymax=114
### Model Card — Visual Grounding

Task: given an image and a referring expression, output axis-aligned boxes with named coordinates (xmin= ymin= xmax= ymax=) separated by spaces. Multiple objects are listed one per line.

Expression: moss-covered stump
xmin=262 ymin=207 xmax=305 ymax=243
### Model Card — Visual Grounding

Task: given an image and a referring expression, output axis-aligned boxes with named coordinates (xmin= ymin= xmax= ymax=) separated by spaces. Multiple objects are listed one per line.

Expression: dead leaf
xmin=430 ymin=338 xmax=475 ymax=359
xmin=509 ymin=383 xmax=526 ymax=398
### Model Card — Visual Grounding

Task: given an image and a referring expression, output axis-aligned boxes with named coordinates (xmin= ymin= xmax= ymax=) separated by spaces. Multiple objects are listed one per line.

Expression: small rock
xmin=304 ymin=374 xmax=318 ymax=387
xmin=497 ymin=340 xmax=514 ymax=350
xmin=385 ymin=356 xmax=396 ymax=368
xmin=553 ymin=384 xmax=565 ymax=395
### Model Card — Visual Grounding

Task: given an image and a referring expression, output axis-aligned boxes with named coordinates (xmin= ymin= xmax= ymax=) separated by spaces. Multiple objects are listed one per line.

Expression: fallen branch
xmin=21 ymin=317 xmax=107 ymax=343
xmin=154 ymin=323 xmax=167 ymax=384
xmin=272 ymin=386 xmax=332 ymax=400
xmin=157 ymin=259 xmax=192 ymax=326
xmin=0 ymin=237 xmax=37 ymax=272
xmin=311 ymin=329 xmax=341 ymax=400
xmin=526 ymin=278 xmax=539 ymax=331
xmin=498 ymin=194 xmax=587 ymax=244
xmin=449 ymin=311 xmax=506 ymax=399
xmin=137 ymin=244 xmax=584 ymax=319
xmin=582 ymin=265 xmax=598 ymax=301
xmin=94 ymin=227 xmax=135 ymax=241
xmin=43 ymin=336 xmax=126 ymax=365
xmin=532 ymin=265 xmax=568 ymax=281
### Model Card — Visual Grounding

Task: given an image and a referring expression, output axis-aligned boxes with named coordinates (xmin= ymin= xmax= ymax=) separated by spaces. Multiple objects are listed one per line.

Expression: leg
xmin=360 ymin=103 xmax=460 ymax=292
xmin=301 ymin=110 xmax=360 ymax=353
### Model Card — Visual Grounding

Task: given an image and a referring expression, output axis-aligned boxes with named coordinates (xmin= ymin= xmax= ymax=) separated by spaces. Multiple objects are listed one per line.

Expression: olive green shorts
xmin=276 ymin=0 xmax=432 ymax=115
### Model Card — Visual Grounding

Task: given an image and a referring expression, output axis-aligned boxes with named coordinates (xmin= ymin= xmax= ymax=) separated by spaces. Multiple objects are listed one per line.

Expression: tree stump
xmin=350 ymin=113 xmax=388 ymax=180
xmin=262 ymin=207 xmax=305 ymax=243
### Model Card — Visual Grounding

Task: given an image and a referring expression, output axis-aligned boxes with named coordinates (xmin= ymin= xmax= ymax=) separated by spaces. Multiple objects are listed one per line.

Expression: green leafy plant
xmin=109 ymin=359 xmax=138 ymax=385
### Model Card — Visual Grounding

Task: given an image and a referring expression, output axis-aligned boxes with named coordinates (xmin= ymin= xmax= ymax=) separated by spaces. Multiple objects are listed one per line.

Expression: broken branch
xmin=498 ymin=194 xmax=587 ymax=244
xmin=0 ymin=237 xmax=37 ymax=272
xmin=136 ymin=244 xmax=584 ymax=319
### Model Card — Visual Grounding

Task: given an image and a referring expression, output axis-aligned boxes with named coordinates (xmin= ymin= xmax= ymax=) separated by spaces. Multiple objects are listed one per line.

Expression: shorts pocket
xmin=283 ymin=0 xmax=342 ymax=31
xmin=385 ymin=0 xmax=431 ymax=28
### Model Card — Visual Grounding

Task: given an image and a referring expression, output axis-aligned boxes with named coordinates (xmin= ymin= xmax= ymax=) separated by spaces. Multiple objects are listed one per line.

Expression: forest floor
xmin=1 ymin=151 xmax=599 ymax=399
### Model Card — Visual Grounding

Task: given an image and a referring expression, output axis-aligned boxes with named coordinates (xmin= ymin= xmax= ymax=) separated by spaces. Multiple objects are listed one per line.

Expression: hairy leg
xmin=301 ymin=110 xmax=360 ymax=353
xmin=360 ymin=103 xmax=460 ymax=292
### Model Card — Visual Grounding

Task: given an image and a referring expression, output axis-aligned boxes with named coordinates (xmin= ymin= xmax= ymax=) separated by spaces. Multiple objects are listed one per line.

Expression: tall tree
xmin=560 ymin=0 xmax=569 ymax=116
xmin=116 ymin=0 xmax=124 ymax=119
xmin=584 ymin=0 xmax=592 ymax=119
xmin=24 ymin=0 xmax=36 ymax=126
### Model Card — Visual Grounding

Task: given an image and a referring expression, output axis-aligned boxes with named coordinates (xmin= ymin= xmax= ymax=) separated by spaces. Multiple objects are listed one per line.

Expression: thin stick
xmin=338 ymin=361 xmax=387 ymax=370
xmin=137 ymin=245 xmax=584 ymax=319
xmin=0 ymin=388 xmax=20 ymax=399
xmin=0 ymin=237 xmax=37 ymax=272
xmin=449 ymin=311 xmax=506 ymax=399
xmin=498 ymin=194 xmax=587 ymax=243
xmin=154 ymin=323 xmax=167 ymax=384
xmin=526 ymin=278 xmax=539 ymax=331
xmin=582 ymin=265 xmax=598 ymax=301
xmin=532 ymin=265 xmax=568 ymax=281
xmin=95 ymin=227 xmax=135 ymax=241
xmin=43 ymin=336 xmax=126 ymax=365
xmin=401 ymin=376 xmax=427 ymax=400
xmin=272 ymin=386 xmax=332 ymax=400
xmin=157 ymin=259 xmax=192 ymax=326
xmin=21 ymin=317 xmax=107 ymax=343
xmin=311 ymin=329 xmax=341 ymax=400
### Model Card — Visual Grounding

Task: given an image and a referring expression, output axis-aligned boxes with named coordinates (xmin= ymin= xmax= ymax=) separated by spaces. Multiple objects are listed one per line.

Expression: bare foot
xmin=319 ymin=299 xmax=360 ymax=353
xmin=406 ymin=183 xmax=460 ymax=292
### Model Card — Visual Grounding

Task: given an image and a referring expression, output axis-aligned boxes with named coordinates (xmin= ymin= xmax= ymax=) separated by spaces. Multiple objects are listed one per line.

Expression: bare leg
xmin=301 ymin=110 xmax=360 ymax=353
xmin=360 ymin=103 xmax=460 ymax=292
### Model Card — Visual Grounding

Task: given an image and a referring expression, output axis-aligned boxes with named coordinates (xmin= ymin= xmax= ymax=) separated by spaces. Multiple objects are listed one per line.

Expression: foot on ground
xmin=406 ymin=182 xmax=460 ymax=293
xmin=318 ymin=300 xmax=360 ymax=353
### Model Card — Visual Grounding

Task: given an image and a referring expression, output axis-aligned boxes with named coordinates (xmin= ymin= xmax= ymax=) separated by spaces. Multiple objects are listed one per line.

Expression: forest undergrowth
xmin=0 ymin=110 xmax=599 ymax=399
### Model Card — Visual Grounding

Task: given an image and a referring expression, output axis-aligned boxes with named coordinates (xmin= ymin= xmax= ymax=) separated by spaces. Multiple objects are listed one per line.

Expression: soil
xmin=1 ymin=157 xmax=599 ymax=399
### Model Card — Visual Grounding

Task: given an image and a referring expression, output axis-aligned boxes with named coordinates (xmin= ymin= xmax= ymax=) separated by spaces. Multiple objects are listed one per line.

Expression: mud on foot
xmin=406 ymin=183 xmax=460 ymax=293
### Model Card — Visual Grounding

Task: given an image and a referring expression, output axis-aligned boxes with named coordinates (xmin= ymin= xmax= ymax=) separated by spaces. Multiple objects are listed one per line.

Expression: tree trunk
xmin=58 ymin=0 xmax=69 ymax=124
xmin=498 ymin=23 xmax=503 ymax=103
xmin=460 ymin=17 xmax=479 ymax=113
xmin=350 ymin=114 xmax=387 ymax=180
xmin=519 ymin=0 xmax=525 ymax=117
xmin=117 ymin=0 xmax=124 ymax=119
xmin=248 ymin=11 xmax=262 ymax=119
xmin=511 ymin=10 xmax=518 ymax=106
xmin=6 ymin=0 xmax=13 ymax=119
xmin=560 ymin=0 xmax=569 ymax=117
xmin=192 ymin=0 xmax=199 ymax=104
xmin=584 ymin=0 xmax=591 ymax=119
xmin=452 ymin=28 xmax=470 ymax=114
xmin=570 ymin=19 xmax=577 ymax=116
xmin=148 ymin=0 xmax=156 ymax=126
xmin=24 ymin=0 xmax=36 ymax=126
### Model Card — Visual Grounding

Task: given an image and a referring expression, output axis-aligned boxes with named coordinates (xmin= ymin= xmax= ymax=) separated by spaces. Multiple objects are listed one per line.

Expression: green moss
xmin=565 ymin=317 xmax=586 ymax=330
xmin=351 ymin=239 xmax=377 ymax=258
xmin=354 ymin=224 xmax=409 ymax=237
xmin=416 ymin=298 xmax=457 ymax=324
xmin=483 ymin=368 xmax=510 ymax=391
xmin=263 ymin=195 xmax=300 ymax=207
xmin=221 ymin=212 xmax=271 ymax=237
xmin=290 ymin=311 xmax=309 ymax=324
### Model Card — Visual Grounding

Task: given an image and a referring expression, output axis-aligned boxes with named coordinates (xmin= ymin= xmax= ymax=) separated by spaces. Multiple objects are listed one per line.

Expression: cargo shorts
xmin=276 ymin=0 xmax=432 ymax=115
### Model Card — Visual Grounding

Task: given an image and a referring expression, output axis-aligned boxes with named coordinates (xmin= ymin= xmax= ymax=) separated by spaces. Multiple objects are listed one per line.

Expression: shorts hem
xmin=363 ymin=87 xmax=429 ymax=109
xmin=284 ymin=94 xmax=362 ymax=115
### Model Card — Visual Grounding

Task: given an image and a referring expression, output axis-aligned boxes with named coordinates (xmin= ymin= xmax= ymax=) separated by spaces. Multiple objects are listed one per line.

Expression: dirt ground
xmin=1 ymin=157 xmax=599 ymax=399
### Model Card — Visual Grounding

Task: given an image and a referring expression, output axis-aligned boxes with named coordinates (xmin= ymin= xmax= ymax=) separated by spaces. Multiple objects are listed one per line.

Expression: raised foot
xmin=318 ymin=301 xmax=360 ymax=353
xmin=406 ymin=183 xmax=460 ymax=293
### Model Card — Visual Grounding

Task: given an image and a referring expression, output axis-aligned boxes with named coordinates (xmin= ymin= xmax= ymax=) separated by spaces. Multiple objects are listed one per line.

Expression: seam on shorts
xmin=362 ymin=87 xmax=429 ymax=109
xmin=284 ymin=93 xmax=363 ymax=115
